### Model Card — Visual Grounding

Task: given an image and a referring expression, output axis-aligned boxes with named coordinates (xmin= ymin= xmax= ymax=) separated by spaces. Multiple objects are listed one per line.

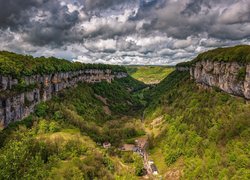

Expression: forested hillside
xmin=1 ymin=0 xmax=249 ymax=178
xmin=0 ymin=76 xmax=147 ymax=179
xmin=144 ymin=71 xmax=250 ymax=179
xmin=0 ymin=47 xmax=250 ymax=179
xmin=0 ymin=51 xmax=125 ymax=77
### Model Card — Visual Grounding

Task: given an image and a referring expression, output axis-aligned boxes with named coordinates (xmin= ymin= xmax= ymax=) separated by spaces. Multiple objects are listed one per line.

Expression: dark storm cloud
xmin=135 ymin=0 xmax=250 ymax=40
xmin=0 ymin=0 xmax=48 ymax=29
xmin=0 ymin=0 xmax=250 ymax=65
xmin=84 ymin=0 xmax=130 ymax=10
xmin=181 ymin=0 xmax=212 ymax=16
xmin=24 ymin=2 xmax=82 ymax=46
xmin=0 ymin=0 xmax=83 ymax=46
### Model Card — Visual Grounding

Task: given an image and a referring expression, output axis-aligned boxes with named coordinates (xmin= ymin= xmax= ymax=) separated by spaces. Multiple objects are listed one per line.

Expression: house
xmin=103 ymin=142 xmax=111 ymax=149
xmin=150 ymin=164 xmax=158 ymax=175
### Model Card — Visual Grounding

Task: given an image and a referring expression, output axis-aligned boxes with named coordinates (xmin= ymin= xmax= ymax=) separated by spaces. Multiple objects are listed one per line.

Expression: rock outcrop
xmin=0 ymin=69 xmax=128 ymax=127
xmin=187 ymin=60 xmax=250 ymax=99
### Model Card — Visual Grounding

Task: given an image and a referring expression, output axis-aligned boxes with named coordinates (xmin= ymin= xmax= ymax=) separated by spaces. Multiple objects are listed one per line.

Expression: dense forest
xmin=144 ymin=71 xmax=250 ymax=179
xmin=0 ymin=76 xmax=147 ymax=179
xmin=0 ymin=51 xmax=126 ymax=78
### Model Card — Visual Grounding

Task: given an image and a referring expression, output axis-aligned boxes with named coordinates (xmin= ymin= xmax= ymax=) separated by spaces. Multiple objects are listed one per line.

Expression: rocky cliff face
xmin=187 ymin=60 xmax=250 ymax=99
xmin=0 ymin=69 xmax=128 ymax=127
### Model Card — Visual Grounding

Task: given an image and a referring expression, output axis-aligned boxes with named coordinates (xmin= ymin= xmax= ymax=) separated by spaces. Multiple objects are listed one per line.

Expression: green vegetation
xmin=194 ymin=45 xmax=250 ymax=63
xmin=0 ymin=51 xmax=126 ymax=77
xmin=176 ymin=45 xmax=250 ymax=68
xmin=176 ymin=60 xmax=194 ymax=68
xmin=0 ymin=76 xmax=146 ymax=179
xmin=145 ymin=71 xmax=250 ymax=179
xmin=1 ymin=46 xmax=250 ymax=179
xmin=237 ymin=67 xmax=247 ymax=81
xmin=126 ymin=66 xmax=174 ymax=84
xmin=91 ymin=77 xmax=146 ymax=116
xmin=0 ymin=121 xmax=114 ymax=180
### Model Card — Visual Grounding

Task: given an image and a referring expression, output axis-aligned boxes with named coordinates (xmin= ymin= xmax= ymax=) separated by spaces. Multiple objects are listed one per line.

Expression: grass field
xmin=126 ymin=66 xmax=174 ymax=84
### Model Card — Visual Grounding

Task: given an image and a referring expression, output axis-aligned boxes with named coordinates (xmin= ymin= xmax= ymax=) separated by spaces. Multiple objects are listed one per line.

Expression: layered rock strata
xmin=180 ymin=60 xmax=250 ymax=99
xmin=0 ymin=69 xmax=128 ymax=127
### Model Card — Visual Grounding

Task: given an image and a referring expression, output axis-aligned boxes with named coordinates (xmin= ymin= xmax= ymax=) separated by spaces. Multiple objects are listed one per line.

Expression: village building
xmin=103 ymin=142 xmax=111 ymax=149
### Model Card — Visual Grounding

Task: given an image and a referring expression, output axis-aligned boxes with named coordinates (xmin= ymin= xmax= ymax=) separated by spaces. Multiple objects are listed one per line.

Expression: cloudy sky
xmin=0 ymin=0 xmax=250 ymax=65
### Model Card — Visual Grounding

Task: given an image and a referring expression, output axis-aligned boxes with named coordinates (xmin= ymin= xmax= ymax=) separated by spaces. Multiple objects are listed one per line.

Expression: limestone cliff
xmin=189 ymin=60 xmax=250 ymax=99
xmin=176 ymin=45 xmax=250 ymax=99
xmin=0 ymin=69 xmax=128 ymax=127
xmin=177 ymin=60 xmax=250 ymax=99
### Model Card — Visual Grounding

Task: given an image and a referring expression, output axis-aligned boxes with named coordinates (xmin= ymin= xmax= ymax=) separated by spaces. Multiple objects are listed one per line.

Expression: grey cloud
xmin=218 ymin=0 xmax=250 ymax=25
xmin=135 ymin=0 xmax=250 ymax=40
xmin=0 ymin=0 xmax=48 ymax=29
xmin=84 ymin=0 xmax=131 ymax=10
xmin=24 ymin=7 xmax=82 ymax=46
xmin=0 ymin=0 xmax=250 ymax=65
xmin=181 ymin=0 xmax=212 ymax=16
xmin=210 ymin=24 xmax=250 ymax=40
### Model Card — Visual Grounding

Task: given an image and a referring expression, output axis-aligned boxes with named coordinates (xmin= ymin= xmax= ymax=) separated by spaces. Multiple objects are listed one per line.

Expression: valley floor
xmin=0 ymin=70 xmax=249 ymax=180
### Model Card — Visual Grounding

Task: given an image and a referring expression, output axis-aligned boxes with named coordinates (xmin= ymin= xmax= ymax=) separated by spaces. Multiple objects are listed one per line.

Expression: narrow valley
xmin=0 ymin=45 xmax=250 ymax=179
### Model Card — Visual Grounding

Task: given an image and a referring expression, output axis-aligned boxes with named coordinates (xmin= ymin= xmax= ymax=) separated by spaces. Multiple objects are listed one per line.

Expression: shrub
xmin=165 ymin=149 xmax=182 ymax=165
xmin=35 ymin=103 xmax=49 ymax=117
xmin=38 ymin=119 xmax=49 ymax=134
xmin=49 ymin=122 xmax=60 ymax=133
xmin=237 ymin=67 xmax=246 ymax=81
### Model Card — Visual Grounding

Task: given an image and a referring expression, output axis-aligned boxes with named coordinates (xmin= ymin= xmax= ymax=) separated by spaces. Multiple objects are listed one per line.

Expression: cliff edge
xmin=0 ymin=51 xmax=128 ymax=127
xmin=177 ymin=45 xmax=250 ymax=99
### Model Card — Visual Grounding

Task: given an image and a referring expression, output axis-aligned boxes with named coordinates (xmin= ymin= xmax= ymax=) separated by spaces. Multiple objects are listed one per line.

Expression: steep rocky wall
xmin=188 ymin=60 xmax=250 ymax=99
xmin=0 ymin=69 xmax=128 ymax=127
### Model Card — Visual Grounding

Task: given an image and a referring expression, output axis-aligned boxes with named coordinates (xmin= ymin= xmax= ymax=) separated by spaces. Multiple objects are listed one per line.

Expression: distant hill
xmin=126 ymin=66 xmax=174 ymax=84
